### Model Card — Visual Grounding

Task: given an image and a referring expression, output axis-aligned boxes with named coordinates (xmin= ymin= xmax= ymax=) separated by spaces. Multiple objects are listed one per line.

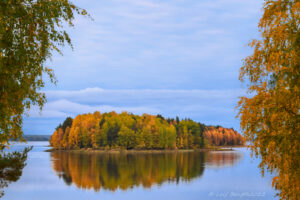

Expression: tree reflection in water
xmin=51 ymin=150 xmax=242 ymax=191
xmin=0 ymin=147 xmax=31 ymax=198
xmin=205 ymin=151 xmax=243 ymax=168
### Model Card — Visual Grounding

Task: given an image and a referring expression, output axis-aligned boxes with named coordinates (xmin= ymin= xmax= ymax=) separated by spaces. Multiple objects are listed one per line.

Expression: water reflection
xmin=51 ymin=151 xmax=242 ymax=191
xmin=0 ymin=147 xmax=31 ymax=198
xmin=206 ymin=151 xmax=243 ymax=168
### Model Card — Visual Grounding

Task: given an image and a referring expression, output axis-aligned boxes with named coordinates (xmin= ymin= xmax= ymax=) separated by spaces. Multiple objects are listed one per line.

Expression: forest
xmin=49 ymin=111 xmax=245 ymax=150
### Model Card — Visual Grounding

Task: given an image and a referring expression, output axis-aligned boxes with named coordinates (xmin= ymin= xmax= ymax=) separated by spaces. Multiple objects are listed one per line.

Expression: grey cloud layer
xmin=23 ymin=88 xmax=245 ymax=134
xmin=46 ymin=0 xmax=263 ymax=90
xmin=23 ymin=0 xmax=263 ymax=134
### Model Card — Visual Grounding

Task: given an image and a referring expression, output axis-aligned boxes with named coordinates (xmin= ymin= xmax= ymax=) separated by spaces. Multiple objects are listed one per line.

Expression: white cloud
xmin=24 ymin=87 xmax=245 ymax=134
xmin=28 ymin=87 xmax=245 ymax=121
xmin=44 ymin=87 xmax=245 ymax=105
xmin=45 ymin=0 xmax=263 ymax=90
xmin=28 ymin=97 xmax=160 ymax=119
xmin=24 ymin=0 xmax=264 ymax=134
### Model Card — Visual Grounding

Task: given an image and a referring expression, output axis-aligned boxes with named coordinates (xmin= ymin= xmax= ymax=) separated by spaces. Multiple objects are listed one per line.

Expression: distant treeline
xmin=23 ymin=135 xmax=50 ymax=141
xmin=49 ymin=111 xmax=245 ymax=150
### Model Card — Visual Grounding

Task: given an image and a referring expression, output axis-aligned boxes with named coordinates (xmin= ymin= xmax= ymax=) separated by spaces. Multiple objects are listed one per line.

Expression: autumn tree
xmin=238 ymin=1 xmax=300 ymax=199
xmin=203 ymin=126 xmax=244 ymax=146
xmin=118 ymin=125 xmax=135 ymax=149
xmin=61 ymin=117 xmax=73 ymax=132
xmin=50 ymin=112 xmax=244 ymax=150
xmin=0 ymin=0 xmax=87 ymax=150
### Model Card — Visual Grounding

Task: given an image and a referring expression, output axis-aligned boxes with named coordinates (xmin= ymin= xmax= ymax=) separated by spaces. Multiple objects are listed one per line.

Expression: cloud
xmin=29 ymin=99 xmax=160 ymax=118
xmin=44 ymin=87 xmax=245 ymax=109
xmin=23 ymin=0 xmax=264 ymax=134
xmin=23 ymin=87 xmax=246 ymax=134
xmin=45 ymin=0 xmax=263 ymax=90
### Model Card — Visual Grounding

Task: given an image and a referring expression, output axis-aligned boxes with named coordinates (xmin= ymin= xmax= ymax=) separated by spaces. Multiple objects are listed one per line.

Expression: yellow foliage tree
xmin=238 ymin=1 xmax=300 ymax=199
xmin=51 ymin=112 xmax=244 ymax=150
xmin=0 ymin=0 xmax=87 ymax=149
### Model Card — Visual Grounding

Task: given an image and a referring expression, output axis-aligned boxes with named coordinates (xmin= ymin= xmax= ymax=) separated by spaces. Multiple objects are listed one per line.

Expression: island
xmin=49 ymin=111 xmax=245 ymax=150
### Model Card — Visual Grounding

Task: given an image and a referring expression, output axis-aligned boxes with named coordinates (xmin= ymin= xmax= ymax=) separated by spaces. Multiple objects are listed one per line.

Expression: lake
xmin=2 ymin=142 xmax=277 ymax=200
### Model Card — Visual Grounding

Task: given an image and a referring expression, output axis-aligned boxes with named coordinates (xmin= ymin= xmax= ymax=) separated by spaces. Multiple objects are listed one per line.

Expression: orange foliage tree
xmin=238 ymin=1 xmax=300 ymax=199
xmin=50 ymin=112 xmax=244 ymax=150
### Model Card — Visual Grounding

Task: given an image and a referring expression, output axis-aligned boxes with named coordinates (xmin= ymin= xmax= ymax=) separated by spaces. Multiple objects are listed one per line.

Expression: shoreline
xmin=45 ymin=146 xmax=247 ymax=153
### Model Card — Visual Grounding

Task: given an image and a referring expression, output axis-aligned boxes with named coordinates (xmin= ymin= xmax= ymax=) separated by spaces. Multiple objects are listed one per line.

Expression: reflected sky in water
xmin=2 ymin=142 xmax=277 ymax=200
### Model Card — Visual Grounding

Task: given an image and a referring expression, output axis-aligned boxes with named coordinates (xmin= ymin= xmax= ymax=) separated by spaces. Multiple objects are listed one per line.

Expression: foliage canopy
xmin=238 ymin=1 xmax=300 ymax=199
xmin=0 ymin=0 xmax=87 ymax=149
xmin=50 ymin=112 xmax=245 ymax=150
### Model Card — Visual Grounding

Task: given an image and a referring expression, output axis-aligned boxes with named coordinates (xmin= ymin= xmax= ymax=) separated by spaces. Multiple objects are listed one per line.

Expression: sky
xmin=23 ymin=0 xmax=264 ymax=135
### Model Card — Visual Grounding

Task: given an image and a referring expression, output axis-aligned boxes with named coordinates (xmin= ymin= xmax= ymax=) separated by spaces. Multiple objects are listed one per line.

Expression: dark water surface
xmin=2 ymin=142 xmax=277 ymax=200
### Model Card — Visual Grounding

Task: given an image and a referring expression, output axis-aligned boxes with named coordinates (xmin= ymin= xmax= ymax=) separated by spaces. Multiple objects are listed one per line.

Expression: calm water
xmin=2 ymin=142 xmax=277 ymax=200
